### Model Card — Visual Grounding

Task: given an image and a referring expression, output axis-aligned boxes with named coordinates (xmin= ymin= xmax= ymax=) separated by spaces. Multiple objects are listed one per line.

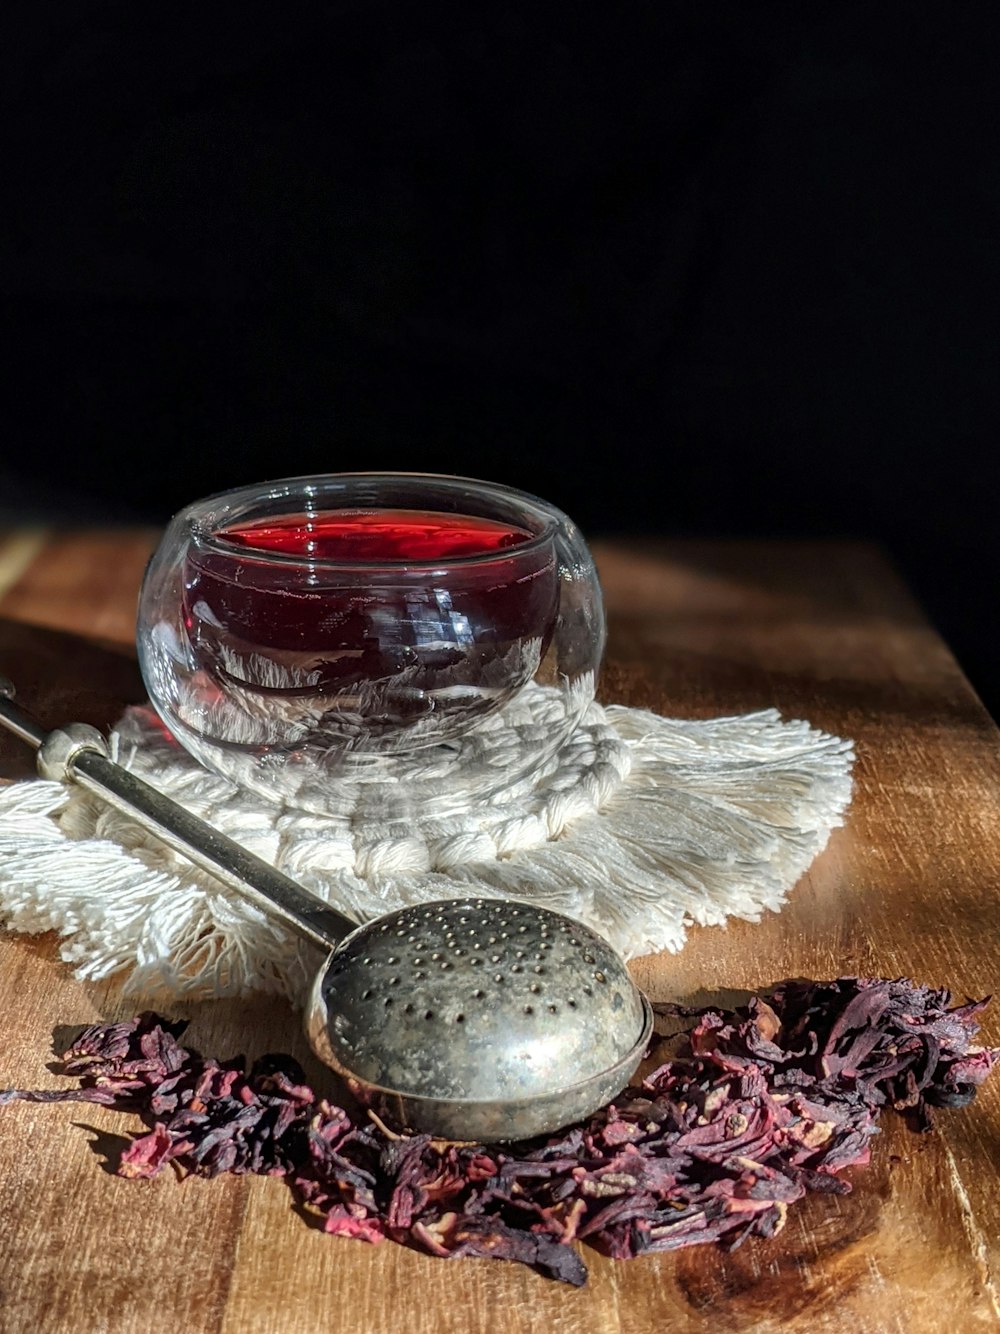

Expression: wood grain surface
xmin=0 ymin=529 xmax=997 ymax=1334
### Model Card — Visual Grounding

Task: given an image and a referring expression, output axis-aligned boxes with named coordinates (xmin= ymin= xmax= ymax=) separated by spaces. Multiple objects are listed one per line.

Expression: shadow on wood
xmin=0 ymin=617 xmax=145 ymax=779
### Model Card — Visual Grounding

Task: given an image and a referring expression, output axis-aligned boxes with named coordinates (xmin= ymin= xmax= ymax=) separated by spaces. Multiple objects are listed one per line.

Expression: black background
xmin=3 ymin=6 xmax=998 ymax=713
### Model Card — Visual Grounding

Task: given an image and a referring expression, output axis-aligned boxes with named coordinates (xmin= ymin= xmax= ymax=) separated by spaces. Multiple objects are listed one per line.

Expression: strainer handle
xmin=0 ymin=676 xmax=358 ymax=953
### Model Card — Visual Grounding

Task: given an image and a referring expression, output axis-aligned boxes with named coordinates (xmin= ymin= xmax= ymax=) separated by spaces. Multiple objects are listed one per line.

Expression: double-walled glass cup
xmin=137 ymin=473 xmax=605 ymax=820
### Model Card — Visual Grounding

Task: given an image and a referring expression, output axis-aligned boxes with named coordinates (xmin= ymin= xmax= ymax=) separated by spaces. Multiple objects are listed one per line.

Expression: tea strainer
xmin=0 ymin=679 xmax=652 ymax=1141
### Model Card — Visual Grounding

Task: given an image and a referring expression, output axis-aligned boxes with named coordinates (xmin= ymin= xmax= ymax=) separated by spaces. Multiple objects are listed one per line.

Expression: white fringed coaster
xmin=0 ymin=697 xmax=853 ymax=1006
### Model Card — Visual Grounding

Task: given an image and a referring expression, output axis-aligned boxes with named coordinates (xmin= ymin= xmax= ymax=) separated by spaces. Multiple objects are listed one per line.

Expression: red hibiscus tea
xmin=139 ymin=473 xmax=605 ymax=817
xmin=219 ymin=510 xmax=538 ymax=563
xmin=181 ymin=508 xmax=560 ymax=745
xmin=7 ymin=978 xmax=994 ymax=1286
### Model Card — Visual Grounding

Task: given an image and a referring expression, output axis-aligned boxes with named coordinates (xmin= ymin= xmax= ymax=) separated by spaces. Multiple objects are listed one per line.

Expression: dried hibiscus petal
xmin=1 ymin=977 xmax=995 ymax=1286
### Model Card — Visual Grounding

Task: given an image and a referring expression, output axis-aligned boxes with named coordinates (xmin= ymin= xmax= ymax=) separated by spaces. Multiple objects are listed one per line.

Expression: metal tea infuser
xmin=0 ymin=678 xmax=652 ymax=1141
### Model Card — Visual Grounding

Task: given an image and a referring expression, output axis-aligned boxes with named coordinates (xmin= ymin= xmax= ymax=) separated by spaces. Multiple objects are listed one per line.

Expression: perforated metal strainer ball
xmin=309 ymin=897 xmax=652 ymax=1140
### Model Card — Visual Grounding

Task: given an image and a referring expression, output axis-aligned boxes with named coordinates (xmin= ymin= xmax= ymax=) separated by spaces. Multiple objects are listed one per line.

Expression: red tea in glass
xmin=139 ymin=474 xmax=604 ymax=818
xmin=182 ymin=508 xmax=560 ymax=743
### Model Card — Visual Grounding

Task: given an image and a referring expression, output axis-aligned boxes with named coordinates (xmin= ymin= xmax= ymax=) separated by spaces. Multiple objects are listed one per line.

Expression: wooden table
xmin=0 ymin=530 xmax=997 ymax=1334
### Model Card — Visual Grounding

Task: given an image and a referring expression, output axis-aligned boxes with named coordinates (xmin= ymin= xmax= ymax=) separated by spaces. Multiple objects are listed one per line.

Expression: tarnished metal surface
xmin=307 ymin=898 xmax=651 ymax=1140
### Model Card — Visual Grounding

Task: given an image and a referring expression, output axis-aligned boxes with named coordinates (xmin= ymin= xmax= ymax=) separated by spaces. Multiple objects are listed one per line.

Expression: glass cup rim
xmin=184 ymin=471 xmax=562 ymax=573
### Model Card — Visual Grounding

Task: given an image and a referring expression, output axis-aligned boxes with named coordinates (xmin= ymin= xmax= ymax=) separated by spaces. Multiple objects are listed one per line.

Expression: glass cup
xmin=137 ymin=473 xmax=605 ymax=820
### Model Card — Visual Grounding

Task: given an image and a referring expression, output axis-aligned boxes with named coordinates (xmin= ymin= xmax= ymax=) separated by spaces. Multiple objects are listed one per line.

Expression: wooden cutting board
xmin=0 ymin=530 xmax=997 ymax=1334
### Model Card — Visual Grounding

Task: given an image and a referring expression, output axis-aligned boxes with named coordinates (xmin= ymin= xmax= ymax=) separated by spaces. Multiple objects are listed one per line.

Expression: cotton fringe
xmin=0 ymin=700 xmax=853 ymax=1007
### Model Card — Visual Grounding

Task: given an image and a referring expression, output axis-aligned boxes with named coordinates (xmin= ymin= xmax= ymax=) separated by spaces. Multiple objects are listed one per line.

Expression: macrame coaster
xmin=0 ymin=696 xmax=854 ymax=1006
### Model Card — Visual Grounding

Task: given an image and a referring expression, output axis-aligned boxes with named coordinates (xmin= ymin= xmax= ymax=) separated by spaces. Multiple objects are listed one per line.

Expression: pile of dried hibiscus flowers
xmin=1 ymin=975 xmax=995 ymax=1286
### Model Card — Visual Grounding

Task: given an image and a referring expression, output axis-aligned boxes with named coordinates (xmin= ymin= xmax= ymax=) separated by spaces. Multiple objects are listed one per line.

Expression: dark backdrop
xmin=3 ymin=6 xmax=999 ymax=713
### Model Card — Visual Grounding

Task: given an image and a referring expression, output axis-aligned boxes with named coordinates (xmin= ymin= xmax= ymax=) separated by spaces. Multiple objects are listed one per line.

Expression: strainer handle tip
xmin=0 ymin=675 xmax=359 ymax=952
